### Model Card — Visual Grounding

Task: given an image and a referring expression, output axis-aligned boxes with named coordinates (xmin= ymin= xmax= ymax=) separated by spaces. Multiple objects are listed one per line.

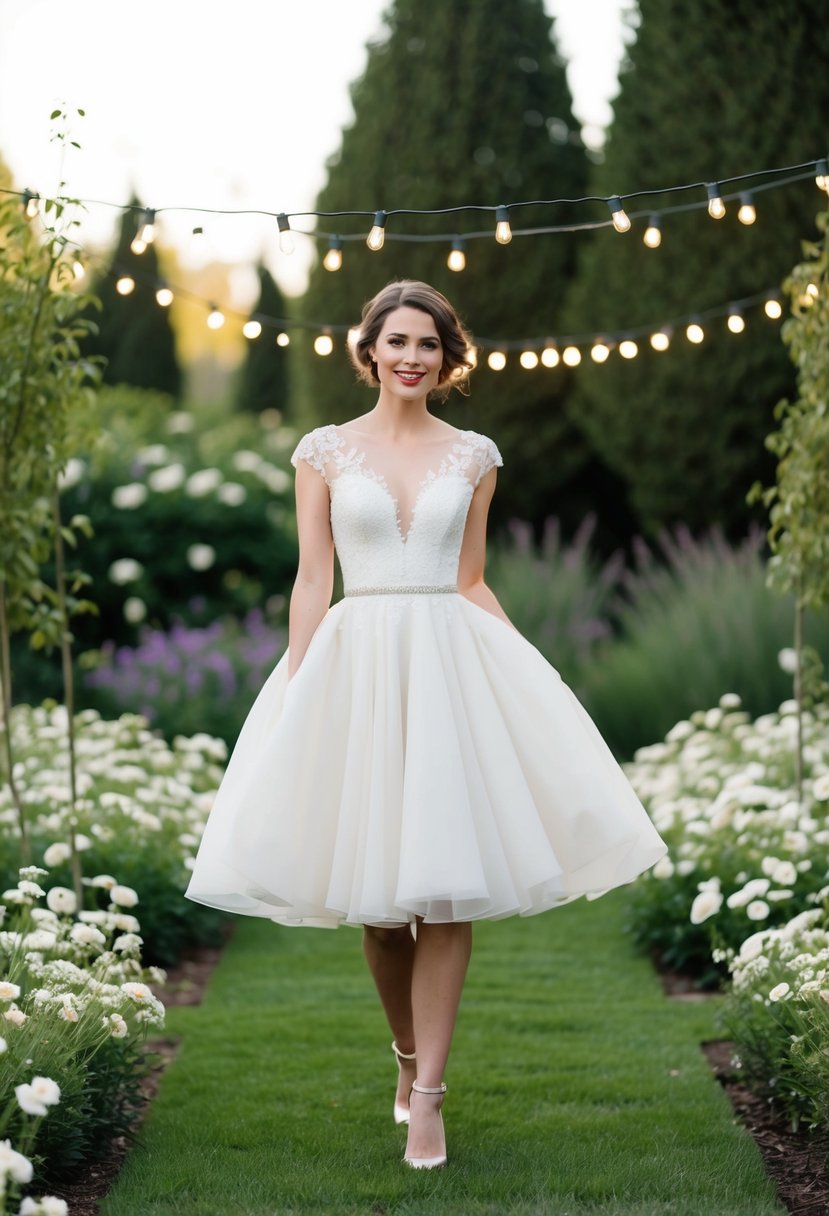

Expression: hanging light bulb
xmin=243 ymin=320 xmax=262 ymax=339
xmin=737 ymin=193 xmax=756 ymax=225
xmin=519 ymin=350 xmax=539 ymax=369
xmin=727 ymin=309 xmax=745 ymax=333
xmin=686 ymin=320 xmax=705 ymax=344
xmin=619 ymin=339 xmax=639 ymax=359
xmin=277 ymin=213 xmax=295 ymax=255
xmin=815 ymin=157 xmax=829 ymax=192
xmin=540 ymin=343 xmax=560 ymax=368
xmin=115 ymin=275 xmax=135 ymax=296
xmin=650 ymin=329 xmax=671 ymax=352
xmin=607 ymin=196 xmax=631 ymax=233
xmin=323 ymin=237 xmax=343 ymax=272
xmin=562 ymin=345 xmax=582 ymax=366
xmin=764 ymin=297 xmax=783 ymax=320
xmin=643 ymin=215 xmax=662 ymax=248
xmin=22 ymin=190 xmax=39 ymax=219
xmin=494 ymin=205 xmax=512 ymax=245
xmin=314 ymin=331 xmax=334 ymax=356
xmin=487 ymin=350 xmax=507 ymax=371
xmin=276 ymin=331 xmax=290 ymax=347
xmin=207 ymin=305 xmax=225 ymax=330
xmin=72 ymin=259 xmax=85 ymax=281
xmin=366 ymin=210 xmax=387 ymax=251
xmin=155 ymin=285 xmax=174 ymax=307
xmin=131 ymin=208 xmax=156 ymax=253
xmin=590 ymin=341 xmax=610 ymax=363
xmin=706 ymin=183 xmax=726 ymax=219
xmin=447 ymin=239 xmax=466 ymax=272
xmin=130 ymin=234 xmax=147 ymax=255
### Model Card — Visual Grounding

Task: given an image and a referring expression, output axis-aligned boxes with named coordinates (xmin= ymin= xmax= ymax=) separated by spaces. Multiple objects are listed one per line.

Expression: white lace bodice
xmin=290 ymin=424 xmax=503 ymax=592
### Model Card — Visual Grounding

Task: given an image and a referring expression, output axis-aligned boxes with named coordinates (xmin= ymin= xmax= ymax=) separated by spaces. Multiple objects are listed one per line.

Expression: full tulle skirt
xmin=184 ymin=593 xmax=666 ymax=927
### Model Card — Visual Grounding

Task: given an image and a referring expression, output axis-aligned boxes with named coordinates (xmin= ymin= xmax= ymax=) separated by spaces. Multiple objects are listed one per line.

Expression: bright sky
xmin=0 ymin=0 xmax=632 ymax=298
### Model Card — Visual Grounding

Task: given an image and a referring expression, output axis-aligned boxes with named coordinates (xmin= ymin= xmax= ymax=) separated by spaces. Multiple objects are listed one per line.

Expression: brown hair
xmin=349 ymin=280 xmax=475 ymax=401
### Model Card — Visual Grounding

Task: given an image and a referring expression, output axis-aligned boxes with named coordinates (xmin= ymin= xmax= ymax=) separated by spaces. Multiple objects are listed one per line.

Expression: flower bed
xmin=0 ymin=706 xmax=228 ymax=965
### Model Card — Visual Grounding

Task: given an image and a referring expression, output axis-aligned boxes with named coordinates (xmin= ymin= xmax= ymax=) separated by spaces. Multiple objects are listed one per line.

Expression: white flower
xmin=772 ymin=860 xmax=797 ymax=887
xmin=167 ymin=411 xmax=194 ymax=434
xmin=778 ymin=648 xmax=798 ymax=674
xmin=769 ymin=982 xmax=791 ymax=1002
xmin=69 ymin=923 xmax=106 ymax=947
xmin=255 ymin=463 xmax=290 ymax=493
xmin=110 ymin=885 xmax=139 ymax=908
xmin=17 ymin=880 xmax=45 ymax=898
xmin=59 ymin=1005 xmax=78 ymax=1022
xmin=123 ymin=596 xmax=147 ymax=625
xmin=217 ymin=481 xmax=246 ymax=506
xmin=186 ymin=467 xmax=223 ymax=497
xmin=690 ymin=890 xmax=723 ymax=924
xmin=89 ymin=874 xmax=117 ymax=889
xmin=20 ymin=1196 xmax=70 ymax=1215
xmin=43 ymin=842 xmax=71 ymax=867
xmin=108 ymin=558 xmax=144 ymax=585
xmin=232 ymin=449 xmax=262 ymax=472
xmin=652 ymin=856 xmax=674 ymax=880
xmin=121 ymin=981 xmax=153 ymax=1002
xmin=74 ymin=834 xmax=92 ymax=851
xmin=186 ymin=543 xmax=216 ymax=571
xmin=136 ymin=444 xmax=170 ymax=465
xmin=727 ymin=878 xmax=771 ymax=909
xmin=0 ymin=1138 xmax=33 ymax=1183
xmin=4 ymin=1008 xmax=27 ymax=1026
xmin=0 ymin=982 xmax=21 ymax=1000
xmin=719 ymin=693 xmax=742 ymax=709
xmin=46 ymin=887 xmax=77 ymax=915
xmin=28 ymin=1076 xmax=60 ymax=1106
xmin=148 ymin=463 xmax=186 ymax=493
xmin=113 ymin=933 xmax=143 ymax=952
xmin=108 ymin=1012 xmax=128 ymax=1039
xmin=746 ymin=900 xmax=770 ymax=921
xmin=23 ymin=929 xmax=58 ymax=951
xmin=15 ymin=1076 xmax=60 ymax=1116
xmin=58 ymin=457 xmax=86 ymax=490
xmin=111 ymin=482 xmax=148 ymax=510
xmin=812 ymin=773 xmax=829 ymax=801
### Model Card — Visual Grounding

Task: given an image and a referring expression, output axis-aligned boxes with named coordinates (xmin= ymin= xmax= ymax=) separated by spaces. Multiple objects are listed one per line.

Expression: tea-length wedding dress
xmin=184 ymin=424 xmax=666 ymax=927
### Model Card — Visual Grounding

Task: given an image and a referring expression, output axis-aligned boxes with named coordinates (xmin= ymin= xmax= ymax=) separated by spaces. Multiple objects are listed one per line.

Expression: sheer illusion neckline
xmin=330 ymin=424 xmax=474 ymax=545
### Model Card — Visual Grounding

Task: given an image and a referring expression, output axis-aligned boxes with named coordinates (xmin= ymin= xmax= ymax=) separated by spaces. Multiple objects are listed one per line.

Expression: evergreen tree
xmin=86 ymin=197 xmax=182 ymax=398
xmin=235 ymin=262 xmax=291 ymax=414
xmin=565 ymin=0 xmax=829 ymax=537
xmin=298 ymin=0 xmax=618 ymax=537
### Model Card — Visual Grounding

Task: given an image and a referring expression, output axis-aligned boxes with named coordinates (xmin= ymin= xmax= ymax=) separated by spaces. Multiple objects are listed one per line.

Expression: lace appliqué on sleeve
xmin=463 ymin=432 xmax=503 ymax=487
xmin=290 ymin=425 xmax=341 ymax=482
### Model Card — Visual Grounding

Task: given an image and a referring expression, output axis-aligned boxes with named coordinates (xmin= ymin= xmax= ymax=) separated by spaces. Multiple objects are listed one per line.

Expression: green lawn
xmin=101 ymin=891 xmax=784 ymax=1216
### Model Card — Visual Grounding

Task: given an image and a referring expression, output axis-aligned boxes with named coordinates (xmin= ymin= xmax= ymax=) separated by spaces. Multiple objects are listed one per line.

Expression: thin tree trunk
xmin=52 ymin=487 xmax=83 ymax=907
xmin=0 ymin=579 xmax=30 ymax=864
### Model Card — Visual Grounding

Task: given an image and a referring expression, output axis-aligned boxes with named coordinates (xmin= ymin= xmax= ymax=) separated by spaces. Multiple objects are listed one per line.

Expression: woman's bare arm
xmin=287 ymin=460 xmax=335 ymax=679
xmin=456 ymin=467 xmax=518 ymax=631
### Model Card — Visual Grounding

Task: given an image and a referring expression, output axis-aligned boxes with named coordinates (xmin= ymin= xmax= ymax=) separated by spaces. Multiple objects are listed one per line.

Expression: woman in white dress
xmin=185 ymin=280 xmax=667 ymax=1170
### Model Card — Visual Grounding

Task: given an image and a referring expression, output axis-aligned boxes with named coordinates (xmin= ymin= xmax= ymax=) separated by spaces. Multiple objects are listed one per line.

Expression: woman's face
xmin=369 ymin=306 xmax=444 ymax=399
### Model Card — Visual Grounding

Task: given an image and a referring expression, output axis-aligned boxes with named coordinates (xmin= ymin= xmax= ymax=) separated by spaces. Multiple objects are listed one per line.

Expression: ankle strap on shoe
xmin=392 ymin=1040 xmax=416 ymax=1061
xmin=411 ymin=1081 xmax=447 ymax=1094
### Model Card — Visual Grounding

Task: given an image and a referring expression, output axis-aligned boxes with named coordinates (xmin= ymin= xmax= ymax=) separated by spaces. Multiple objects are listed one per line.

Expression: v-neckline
xmin=330 ymin=425 xmax=470 ymax=545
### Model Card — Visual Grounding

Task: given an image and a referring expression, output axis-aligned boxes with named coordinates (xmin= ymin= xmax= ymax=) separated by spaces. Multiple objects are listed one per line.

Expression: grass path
xmin=101 ymin=891 xmax=784 ymax=1216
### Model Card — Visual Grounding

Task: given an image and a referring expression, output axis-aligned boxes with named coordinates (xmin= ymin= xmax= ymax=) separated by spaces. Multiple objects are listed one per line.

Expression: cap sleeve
xmin=289 ymin=425 xmax=340 ymax=482
xmin=471 ymin=434 xmax=503 ymax=486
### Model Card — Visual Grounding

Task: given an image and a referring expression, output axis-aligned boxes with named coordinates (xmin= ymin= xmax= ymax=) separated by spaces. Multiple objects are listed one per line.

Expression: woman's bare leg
xmin=362 ymin=925 xmax=417 ymax=1112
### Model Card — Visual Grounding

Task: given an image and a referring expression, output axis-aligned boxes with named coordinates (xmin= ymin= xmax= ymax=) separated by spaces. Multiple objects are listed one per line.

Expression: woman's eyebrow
xmin=385 ymin=331 xmax=439 ymax=339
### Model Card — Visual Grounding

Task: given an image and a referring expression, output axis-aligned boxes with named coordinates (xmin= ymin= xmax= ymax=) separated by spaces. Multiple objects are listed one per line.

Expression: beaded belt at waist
xmin=344 ymin=584 xmax=458 ymax=597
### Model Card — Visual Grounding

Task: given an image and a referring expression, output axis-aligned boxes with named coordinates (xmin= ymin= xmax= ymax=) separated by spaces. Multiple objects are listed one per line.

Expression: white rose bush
xmin=624 ymin=691 xmax=829 ymax=1132
xmin=0 ymin=864 xmax=165 ymax=1211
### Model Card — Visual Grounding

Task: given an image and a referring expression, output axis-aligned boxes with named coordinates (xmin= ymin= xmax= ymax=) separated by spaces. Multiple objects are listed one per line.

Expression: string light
xmin=562 ymin=345 xmax=582 ymax=366
xmin=207 ymin=305 xmax=225 ymax=330
xmin=618 ymin=339 xmax=639 ymax=359
xmin=764 ymin=297 xmax=783 ymax=319
xmin=323 ymin=237 xmax=343 ymax=272
xmin=643 ymin=215 xmax=662 ymax=248
xmin=115 ymin=275 xmax=135 ymax=295
xmin=727 ymin=309 xmax=745 ymax=333
xmin=22 ymin=189 xmax=39 ymax=219
xmin=366 ymin=210 xmax=387 ymax=251
xmin=494 ymin=205 xmax=512 ymax=245
xmin=607 ymin=196 xmax=631 ymax=233
xmin=314 ymin=331 xmax=334 ymax=356
xmin=650 ymin=330 xmax=671 ymax=352
xmin=191 ymin=226 xmax=206 ymax=254
xmin=737 ymin=193 xmax=757 ymax=225
xmin=447 ymin=239 xmax=466 ymax=272
xmin=155 ymin=285 xmax=174 ymax=306
xmin=131 ymin=208 xmax=156 ymax=254
xmin=243 ymin=320 xmax=262 ymax=339
xmin=487 ymin=350 xmax=507 ymax=371
xmin=276 ymin=332 xmax=290 ymax=347
xmin=519 ymin=350 xmax=539 ymax=369
xmin=590 ymin=341 xmax=610 ymax=363
xmin=541 ymin=344 xmax=560 ymax=368
xmin=707 ymin=183 xmax=726 ymax=219
xmin=277 ymin=213 xmax=295 ymax=255
xmin=816 ymin=157 xmax=829 ymax=192
xmin=686 ymin=320 xmax=705 ymax=344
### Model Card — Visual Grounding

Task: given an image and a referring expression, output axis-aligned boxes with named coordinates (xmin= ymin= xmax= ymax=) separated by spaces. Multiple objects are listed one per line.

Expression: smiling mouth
xmin=394 ymin=371 xmax=426 ymax=384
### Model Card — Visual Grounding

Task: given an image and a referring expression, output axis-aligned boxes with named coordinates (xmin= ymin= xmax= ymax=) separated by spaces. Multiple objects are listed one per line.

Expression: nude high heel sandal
xmin=391 ymin=1041 xmax=416 ymax=1125
xmin=403 ymin=1081 xmax=447 ymax=1169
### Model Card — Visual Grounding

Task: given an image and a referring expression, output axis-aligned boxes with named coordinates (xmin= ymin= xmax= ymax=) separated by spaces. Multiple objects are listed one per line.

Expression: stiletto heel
xmin=403 ymin=1081 xmax=447 ymax=1169
xmin=391 ymin=1040 xmax=416 ymax=1125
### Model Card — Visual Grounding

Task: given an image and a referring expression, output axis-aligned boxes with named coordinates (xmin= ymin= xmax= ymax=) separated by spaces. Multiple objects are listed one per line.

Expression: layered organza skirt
xmin=184 ymin=592 xmax=666 ymax=927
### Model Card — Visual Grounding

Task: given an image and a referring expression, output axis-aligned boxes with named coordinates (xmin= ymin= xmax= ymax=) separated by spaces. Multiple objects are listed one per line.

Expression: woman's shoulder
xmin=289 ymin=424 xmax=341 ymax=471
xmin=456 ymin=428 xmax=504 ymax=475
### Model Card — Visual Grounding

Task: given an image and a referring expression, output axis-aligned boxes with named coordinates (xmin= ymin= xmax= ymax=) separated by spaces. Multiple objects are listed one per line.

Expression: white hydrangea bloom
xmin=111 ymin=482 xmax=148 ymax=510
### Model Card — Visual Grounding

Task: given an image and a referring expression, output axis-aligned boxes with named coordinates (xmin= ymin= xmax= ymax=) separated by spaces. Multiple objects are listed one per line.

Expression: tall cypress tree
xmin=86 ymin=197 xmax=182 ymax=398
xmin=235 ymin=262 xmax=291 ymax=414
xmin=298 ymin=0 xmax=616 ymax=536
xmin=565 ymin=0 xmax=829 ymax=537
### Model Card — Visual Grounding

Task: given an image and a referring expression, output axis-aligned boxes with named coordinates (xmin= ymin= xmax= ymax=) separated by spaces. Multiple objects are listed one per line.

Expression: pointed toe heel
xmin=391 ymin=1040 xmax=416 ymax=1125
